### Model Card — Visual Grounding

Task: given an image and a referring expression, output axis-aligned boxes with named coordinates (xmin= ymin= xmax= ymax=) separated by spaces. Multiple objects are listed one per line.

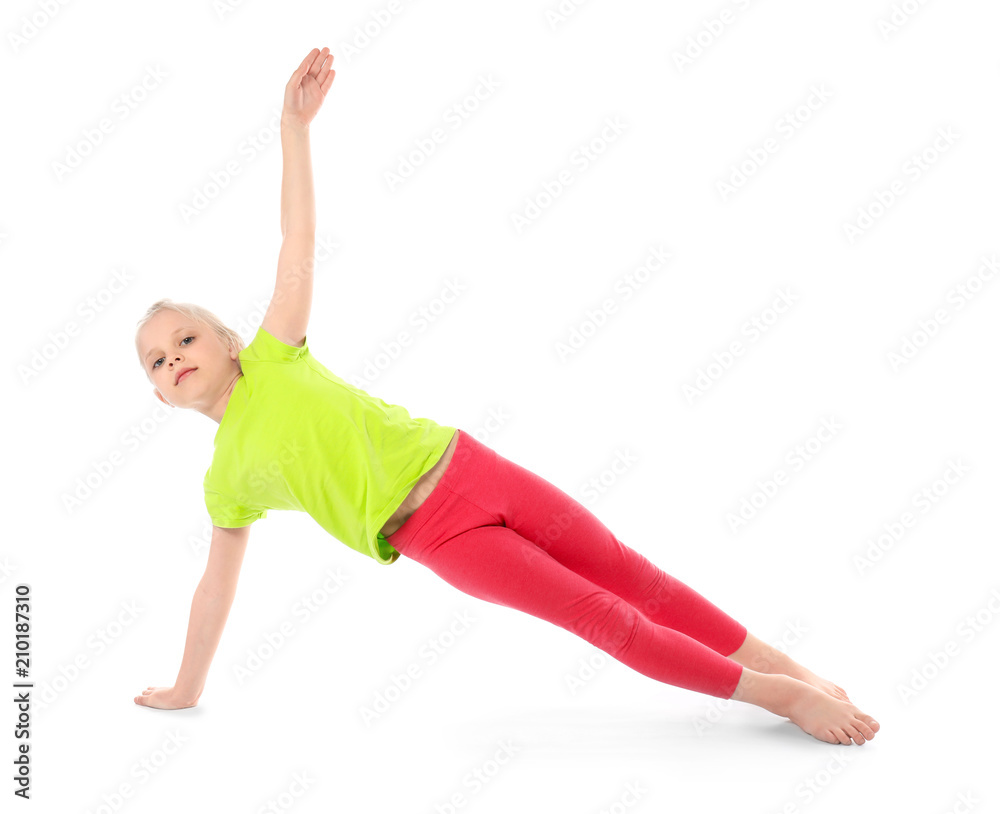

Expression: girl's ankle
xmin=730 ymin=669 xmax=798 ymax=716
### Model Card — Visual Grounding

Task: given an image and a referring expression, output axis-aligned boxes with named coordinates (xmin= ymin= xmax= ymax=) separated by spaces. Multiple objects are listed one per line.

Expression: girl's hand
xmin=133 ymin=685 xmax=197 ymax=710
xmin=282 ymin=46 xmax=335 ymax=129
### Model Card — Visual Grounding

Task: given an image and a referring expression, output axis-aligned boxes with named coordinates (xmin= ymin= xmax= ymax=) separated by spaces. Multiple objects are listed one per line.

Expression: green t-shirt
xmin=203 ymin=325 xmax=456 ymax=564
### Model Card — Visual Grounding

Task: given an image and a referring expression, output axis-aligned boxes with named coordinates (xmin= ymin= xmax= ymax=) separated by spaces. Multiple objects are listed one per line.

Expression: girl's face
xmin=138 ymin=310 xmax=239 ymax=409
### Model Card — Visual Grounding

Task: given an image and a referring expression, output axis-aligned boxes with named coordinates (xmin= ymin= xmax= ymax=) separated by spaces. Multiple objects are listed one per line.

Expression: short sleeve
xmin=239 ymin=325 xmax=309 ymax=364
xmin=205 ymin=486 xmax=268 ymax=528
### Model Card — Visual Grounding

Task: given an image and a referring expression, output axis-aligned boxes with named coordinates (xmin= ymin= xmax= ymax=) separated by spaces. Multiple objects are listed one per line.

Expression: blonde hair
xmin=135 ymin=298 xmax=245 ymax=372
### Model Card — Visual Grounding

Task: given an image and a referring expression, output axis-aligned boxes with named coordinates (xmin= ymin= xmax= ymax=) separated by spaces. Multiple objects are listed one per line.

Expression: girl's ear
xmin=153 ymin=388 xmax=172 ymax=408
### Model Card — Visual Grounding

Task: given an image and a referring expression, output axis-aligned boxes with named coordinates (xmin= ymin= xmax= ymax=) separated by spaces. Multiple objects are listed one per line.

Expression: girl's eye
xmin=152 ymin=336 xmax=194 ymax=369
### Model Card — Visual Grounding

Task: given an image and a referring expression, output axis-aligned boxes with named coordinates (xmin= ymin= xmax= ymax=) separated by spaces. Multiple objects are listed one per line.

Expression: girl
xmin=133 ymin=47 xmax=879 ymax=747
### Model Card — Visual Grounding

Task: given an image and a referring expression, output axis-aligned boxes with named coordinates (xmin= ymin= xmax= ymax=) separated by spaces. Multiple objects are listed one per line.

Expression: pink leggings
xmin=385 ymin=430 xmax=747 ymax=699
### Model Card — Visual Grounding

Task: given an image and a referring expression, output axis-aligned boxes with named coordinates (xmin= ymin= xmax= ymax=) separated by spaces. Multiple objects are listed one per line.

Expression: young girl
xmin=133 ymin=47 xmax=879 ymax=747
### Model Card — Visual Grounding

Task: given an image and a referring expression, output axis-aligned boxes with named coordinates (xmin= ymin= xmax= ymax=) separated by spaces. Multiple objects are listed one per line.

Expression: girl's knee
xmin=568 ymin=594 xmax=641 ymax=659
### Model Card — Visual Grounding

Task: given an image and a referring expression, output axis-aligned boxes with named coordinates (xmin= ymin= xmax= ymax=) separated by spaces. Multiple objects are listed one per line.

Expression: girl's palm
xmin=284 ymin=47 xmax=335 ymax=127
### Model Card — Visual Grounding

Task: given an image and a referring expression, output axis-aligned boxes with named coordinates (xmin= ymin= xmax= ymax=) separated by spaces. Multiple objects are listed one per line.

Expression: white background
xmin=3 ymin=0 xmax=999 ymax=811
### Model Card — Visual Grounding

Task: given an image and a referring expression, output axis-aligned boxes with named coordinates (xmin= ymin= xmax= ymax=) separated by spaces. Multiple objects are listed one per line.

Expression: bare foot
xmin=783 ymin=679 xmax=879 ymax=745
xmin=787 ymin=665 xmax=851 ymax=703
xmin=733 ymin=671 xmax=881 ymax=746
xmin=727 ymin=631 xmax=851 ymax=702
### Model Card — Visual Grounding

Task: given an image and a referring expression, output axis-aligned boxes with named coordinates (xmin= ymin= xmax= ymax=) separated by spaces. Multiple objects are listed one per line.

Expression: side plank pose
xmin=133 ymin=47 xmax=880 ymax=747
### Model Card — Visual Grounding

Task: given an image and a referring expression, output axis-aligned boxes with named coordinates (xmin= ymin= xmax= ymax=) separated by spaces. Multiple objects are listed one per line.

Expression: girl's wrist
xmin=281 ymin=113 xmax=310 ymax=133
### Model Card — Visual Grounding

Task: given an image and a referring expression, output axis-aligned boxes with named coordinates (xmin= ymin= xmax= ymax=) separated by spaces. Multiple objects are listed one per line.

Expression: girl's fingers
xmin=289 ymin=48 xmax=328 ymax=90
xmin=292 ymin=48 xmax=318 ymax=81
xmin=304 ymin=48 xmax=322 ymax=75
xmin=316 ymin=50 xmax=332 ymax=81
xmin=308 ymin=49 xmax=331 ymax=82
xmin=315 ymin=65 xmax=332 ymax=92
xmin=321 ymin=70 xmax=335 ymax=95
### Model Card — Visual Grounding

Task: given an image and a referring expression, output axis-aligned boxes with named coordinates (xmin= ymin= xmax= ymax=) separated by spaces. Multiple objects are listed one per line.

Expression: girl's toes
xmin=846 ymin=725 xmax=865 ymax=745
xmin=854 ymin=717 xmax=875 ymax=740
xmin=861 ymin=715 xmax=880 ymax=733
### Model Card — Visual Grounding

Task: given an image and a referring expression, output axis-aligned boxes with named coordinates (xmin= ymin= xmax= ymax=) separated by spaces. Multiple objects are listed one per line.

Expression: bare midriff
xmin=380 ymin=430 xmax=459 ymax=537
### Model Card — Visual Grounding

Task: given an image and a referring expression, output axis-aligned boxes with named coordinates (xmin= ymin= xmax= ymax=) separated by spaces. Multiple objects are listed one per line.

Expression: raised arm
xmin=262 ymin=47 xmax=335 ymax=349
xmin=134 ymin=524 xmax=251 ymax=710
